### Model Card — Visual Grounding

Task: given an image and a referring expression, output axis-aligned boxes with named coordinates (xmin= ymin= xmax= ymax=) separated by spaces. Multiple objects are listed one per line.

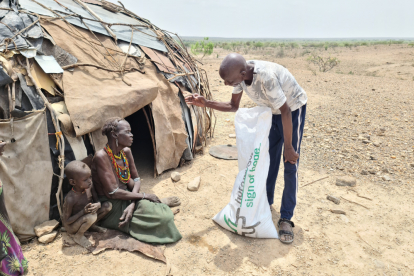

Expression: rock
xmin=410 ymin=163 xmax=414 ymax=168
xmin=361 ymin=170 xmax=369 ymax=175
xmin=382 ymin=168 xmax=389 ymax=173
xmin=187 ymin=176 xmax=201 ymax=191
xmin=368 ymin=169 xmax=377 ymax=175
xmin=228 ymin=134 xmax=236 ymax=138
xmin=327 ymin=195 xmax=340 ymax=204
xmin=390 ymin=156 xmax=396 ymax=159
xmin=340 ymin=215 xmax=349 ymax=223
xmin=34 ymin=220 xmax=59 ymax=237
xmin=171 ymin=172 xmax=181 ymax=182
xmin=60 ymin=227 xmax=66 ymax=232
xmin=38 ymin=231 xmax=58 ymax=244
xmin=370 ymin=155 xmax=378 ymax=160
xmin=382 ymin=175 xmax=391 ymax=181
xmin=336 ymin=176 xmax=356 ymax=187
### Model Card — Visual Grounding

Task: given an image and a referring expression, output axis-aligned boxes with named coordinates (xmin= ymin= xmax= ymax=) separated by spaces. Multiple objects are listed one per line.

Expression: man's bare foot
xmin=89 ymin=225 xmax=107 ymax=233
xmin=278 ymin=219 xmax=294 ymax=244
xmin=161 ymin=196 xmax=181 ymax=207
xmin=71 ymin=233 xmax=92 ymax=248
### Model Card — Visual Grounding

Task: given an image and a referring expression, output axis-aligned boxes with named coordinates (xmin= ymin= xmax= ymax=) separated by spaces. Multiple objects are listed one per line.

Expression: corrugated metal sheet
xmin=18 ymin=0 xmax=167 ymax=52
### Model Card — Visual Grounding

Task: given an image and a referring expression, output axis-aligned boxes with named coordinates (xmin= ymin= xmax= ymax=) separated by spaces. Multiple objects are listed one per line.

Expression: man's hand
xmin=185 ymin=93 xmax=207 ymax=107
xmin=87 ymin=202 xmax=101 ymax=214
xmin=119 ymin=203 xmax=135 ymax=228
xmin=145 ymin=194 xmax=161 ymax=203
xmin=284 ymin=146 xmax=299 ymax=164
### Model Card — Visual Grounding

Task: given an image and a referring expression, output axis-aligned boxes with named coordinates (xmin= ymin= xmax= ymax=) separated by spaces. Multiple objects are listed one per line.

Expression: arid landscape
xmin=22 ymin=43 xmax=414 ymax=276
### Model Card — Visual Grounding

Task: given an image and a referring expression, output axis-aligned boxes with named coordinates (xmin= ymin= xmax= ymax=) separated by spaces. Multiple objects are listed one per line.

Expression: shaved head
xmin=219 ymin=53 xmax=247 ymax=79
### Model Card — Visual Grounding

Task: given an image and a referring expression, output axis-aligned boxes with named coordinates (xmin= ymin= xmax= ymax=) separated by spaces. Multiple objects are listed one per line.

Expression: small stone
xmin=368 ymin=169 xmax=377 ymax=175
xmin=187 ymin=176 xmax=201 ymax=191
xmin=362 ymin=140 xmax=371 ymax=144
xmin=382 ymin=168 xmax=389 ymax=173
xmin=390 ymin=156 xmax=396 ymax=159
xmin=336 ymin=176 xmax=356 ymax=187
xmin=229 ymin=134 xmax=236 ymax=138
xmin=34 ymin=220 xmax=59 ymax=237
xmin=38 ymin=231 xmax=57 ymax=244
xmin=60 ymin=227 xmax=66 ymax=232
xmin=327 ymin=195 xmax=340 ymax=204
xmin=382 ymin=175 xmax=391 ymax=181
xmin=410 ymin=163 xmax=414 ymax=168
xmin=370 ymin=155 xmax=377 ymax=160
xmin=340 ymin=215 xmax=349 ymax=223
xmin=171 ymin=172 xmax=181 ymax=182
xmin=361 ymin=170 xmax=369 ymax=175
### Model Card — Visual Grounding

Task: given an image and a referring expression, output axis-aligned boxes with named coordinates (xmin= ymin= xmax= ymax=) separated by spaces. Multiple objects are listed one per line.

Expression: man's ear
xmin=111 ymin=131 xmax=118 ymax=140
xmin=69 ymin=179 xmax=76 ymax=186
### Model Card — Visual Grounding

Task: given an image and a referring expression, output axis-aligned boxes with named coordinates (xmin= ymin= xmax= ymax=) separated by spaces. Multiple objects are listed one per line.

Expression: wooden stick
xmin=356 ymin=232 xmax=374 ymax=248
xmin=341 ymin=196 xmax=370 ymax=210
xmin=61 ymin=63 xmax=144 ymax=73
xmin=73 ymin=0 xmax=117 ymax=42
xmin=142 ymin=107 xmax=158 ymax=178
xmin=167 ymin=72 xmax=196 ymax=81
xmin=301 ymin=176 xmax=329 ymax=187
xmin=347 ymin=189 xmax=373 ymax=201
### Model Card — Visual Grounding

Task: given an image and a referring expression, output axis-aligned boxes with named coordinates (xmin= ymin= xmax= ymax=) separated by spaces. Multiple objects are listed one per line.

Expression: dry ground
xmin=22 ymin=44 xmax=414 ymax=276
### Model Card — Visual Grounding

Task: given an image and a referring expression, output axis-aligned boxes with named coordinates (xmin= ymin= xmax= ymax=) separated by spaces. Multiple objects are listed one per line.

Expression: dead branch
xmin=341 ymin=196 xmax=370 ymax=210
xmin=347 ymin=189 xmax=373 ymax=201
xmin=301 ymin=176 xmax=329 ymax=187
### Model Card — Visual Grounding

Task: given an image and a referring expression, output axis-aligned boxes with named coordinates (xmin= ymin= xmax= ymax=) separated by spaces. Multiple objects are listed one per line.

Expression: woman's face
xmin=114 ymin=120 xmax=133 ymax=147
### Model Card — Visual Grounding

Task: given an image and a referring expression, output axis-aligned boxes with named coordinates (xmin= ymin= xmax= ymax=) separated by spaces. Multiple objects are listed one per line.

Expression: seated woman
xmin=91 ymin=118 xmax=182 ymax=244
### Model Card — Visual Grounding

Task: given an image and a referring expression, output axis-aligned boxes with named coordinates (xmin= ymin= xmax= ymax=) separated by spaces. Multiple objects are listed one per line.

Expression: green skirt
xmin=98 ymin=196 xmax=182 ymax=244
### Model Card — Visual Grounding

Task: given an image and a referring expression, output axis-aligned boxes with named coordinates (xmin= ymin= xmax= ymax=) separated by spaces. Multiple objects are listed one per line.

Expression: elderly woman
xmin=0 ymin=141 xmax=28 ymax=275
xmin=92 ymin=118 xmax=182 ymax=244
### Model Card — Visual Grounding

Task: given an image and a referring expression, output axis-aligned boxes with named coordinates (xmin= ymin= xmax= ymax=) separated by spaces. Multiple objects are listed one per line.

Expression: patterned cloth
xmin=233 ymin=60 xmax=307 ymax=114
xmin=0 ymin=180 xmax=27 ymax=276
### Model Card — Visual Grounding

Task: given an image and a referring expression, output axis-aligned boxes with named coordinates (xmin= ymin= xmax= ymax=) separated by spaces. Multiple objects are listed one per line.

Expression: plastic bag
xmin=213 ymin=107 xmax=278 ymax=238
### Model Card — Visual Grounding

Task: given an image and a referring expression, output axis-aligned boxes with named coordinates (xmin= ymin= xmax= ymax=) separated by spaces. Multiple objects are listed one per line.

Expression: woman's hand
xmin=145 ymin=194 xmax=161 ymax=203
xmin=119 ymin=203 xmax=135 ymax=228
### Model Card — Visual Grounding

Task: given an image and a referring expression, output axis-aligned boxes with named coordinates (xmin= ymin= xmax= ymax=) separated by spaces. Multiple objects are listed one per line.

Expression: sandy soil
xmin=22 ymin=44 xmax=414 ymax=276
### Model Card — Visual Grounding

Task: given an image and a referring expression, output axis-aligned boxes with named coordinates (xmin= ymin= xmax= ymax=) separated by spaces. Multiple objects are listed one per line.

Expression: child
xmin=62 ymin=161 xmax=112 ymax=248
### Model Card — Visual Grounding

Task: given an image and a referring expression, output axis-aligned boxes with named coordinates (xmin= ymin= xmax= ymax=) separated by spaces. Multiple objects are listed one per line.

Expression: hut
xmin=0 ymin=0 xmax=214 ymax=241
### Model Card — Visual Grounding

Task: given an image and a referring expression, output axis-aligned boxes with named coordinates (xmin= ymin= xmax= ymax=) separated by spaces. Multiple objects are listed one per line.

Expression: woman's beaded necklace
xmin=104 ymin=144 xmax=131 ymax=184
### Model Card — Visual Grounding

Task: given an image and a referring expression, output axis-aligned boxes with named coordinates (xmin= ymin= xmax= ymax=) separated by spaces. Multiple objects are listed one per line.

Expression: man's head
xmin=65 ymin=161 xmax=92 ymax=191
xmin=219 ymin=53 xmax=248 ymax=87
xmin=101 ymin=117 xmax=133 ymax=147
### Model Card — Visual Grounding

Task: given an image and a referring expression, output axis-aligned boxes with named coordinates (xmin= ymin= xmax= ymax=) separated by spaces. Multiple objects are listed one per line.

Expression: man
xmin=185 ymin=53 xmax=307 ymax=244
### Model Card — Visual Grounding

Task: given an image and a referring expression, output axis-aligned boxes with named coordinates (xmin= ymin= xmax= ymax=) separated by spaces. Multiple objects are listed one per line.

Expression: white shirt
xmin=233 ymin=60 xmax=307 ymax=114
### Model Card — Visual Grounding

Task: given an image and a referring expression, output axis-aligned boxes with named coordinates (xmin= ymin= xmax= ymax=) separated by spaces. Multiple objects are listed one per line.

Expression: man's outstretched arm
xmin=280 ymin=102 xmax=299 ymax=164
xmin=185 ymin=93 xmax=242 ymax=112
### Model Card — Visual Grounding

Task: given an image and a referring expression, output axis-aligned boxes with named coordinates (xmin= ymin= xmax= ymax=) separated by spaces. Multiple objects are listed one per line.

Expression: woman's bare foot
xmin=161 ymin=196 xmax=181 ymax=207
xmin=71 ymin=233 xmax=92 ymax=248
xmin=89 ymin=225 xmax=107 ymax=233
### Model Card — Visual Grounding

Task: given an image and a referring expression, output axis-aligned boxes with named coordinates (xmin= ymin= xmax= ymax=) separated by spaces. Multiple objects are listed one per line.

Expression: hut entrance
xmin=125 ymin=106 xmax=156 ymax=179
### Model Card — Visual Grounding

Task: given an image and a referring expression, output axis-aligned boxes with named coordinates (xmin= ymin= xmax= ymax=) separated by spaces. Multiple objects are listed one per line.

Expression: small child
xmin=62 ymin=161 xmax=112 ymax=248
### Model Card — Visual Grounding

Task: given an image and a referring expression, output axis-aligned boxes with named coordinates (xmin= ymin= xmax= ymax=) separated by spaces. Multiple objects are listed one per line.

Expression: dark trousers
xmin=266 ymin=104 xmax=306 ymax=220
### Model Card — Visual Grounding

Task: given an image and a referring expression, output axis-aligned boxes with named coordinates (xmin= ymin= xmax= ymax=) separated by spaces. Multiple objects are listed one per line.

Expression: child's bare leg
xmin=89 ymin=202 xmax=112 ymax=233
xmin=66 ymin=213 xmax=97 ymax=248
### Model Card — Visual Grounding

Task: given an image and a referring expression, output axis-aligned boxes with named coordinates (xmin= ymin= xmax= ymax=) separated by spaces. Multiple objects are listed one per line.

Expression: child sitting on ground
xmin=62 ymin=161 xmax=112 ymax=248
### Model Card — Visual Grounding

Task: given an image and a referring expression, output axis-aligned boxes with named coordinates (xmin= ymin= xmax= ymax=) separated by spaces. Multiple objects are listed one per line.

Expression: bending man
xmin=92 ymin=117 xmax=182 ymax=244
xmin=185 ymin=53 xmax=307 ymax=244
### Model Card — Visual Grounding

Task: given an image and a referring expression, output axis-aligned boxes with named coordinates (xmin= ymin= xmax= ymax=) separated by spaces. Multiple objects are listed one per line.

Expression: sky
xmin=110 ymin=0 xmax=414 ymax=38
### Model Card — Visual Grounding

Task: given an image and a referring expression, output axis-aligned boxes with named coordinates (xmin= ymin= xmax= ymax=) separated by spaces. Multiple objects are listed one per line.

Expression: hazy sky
xmin=111 ymin=0 xmax=414 ymax=38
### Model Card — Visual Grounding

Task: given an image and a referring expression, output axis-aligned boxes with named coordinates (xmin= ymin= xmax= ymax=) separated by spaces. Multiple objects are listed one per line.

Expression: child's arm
xmin=63 ymin=196 xmax=91 ymax=225
xmin=87 ymin=185 xmax=101 ymax=214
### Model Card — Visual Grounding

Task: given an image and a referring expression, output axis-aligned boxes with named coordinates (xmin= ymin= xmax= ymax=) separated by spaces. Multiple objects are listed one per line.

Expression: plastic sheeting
xmin=0 ymin=110 xmax=53 ymax=241
xmin=0 ymin=1 xmax=43 ymax=51
xmin=18 ymin=0 xmax=167 ymax=52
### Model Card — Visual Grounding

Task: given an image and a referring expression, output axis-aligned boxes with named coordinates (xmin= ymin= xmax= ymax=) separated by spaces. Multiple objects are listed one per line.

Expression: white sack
xmin=213 ymin=107 xmax=278 ymax=238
